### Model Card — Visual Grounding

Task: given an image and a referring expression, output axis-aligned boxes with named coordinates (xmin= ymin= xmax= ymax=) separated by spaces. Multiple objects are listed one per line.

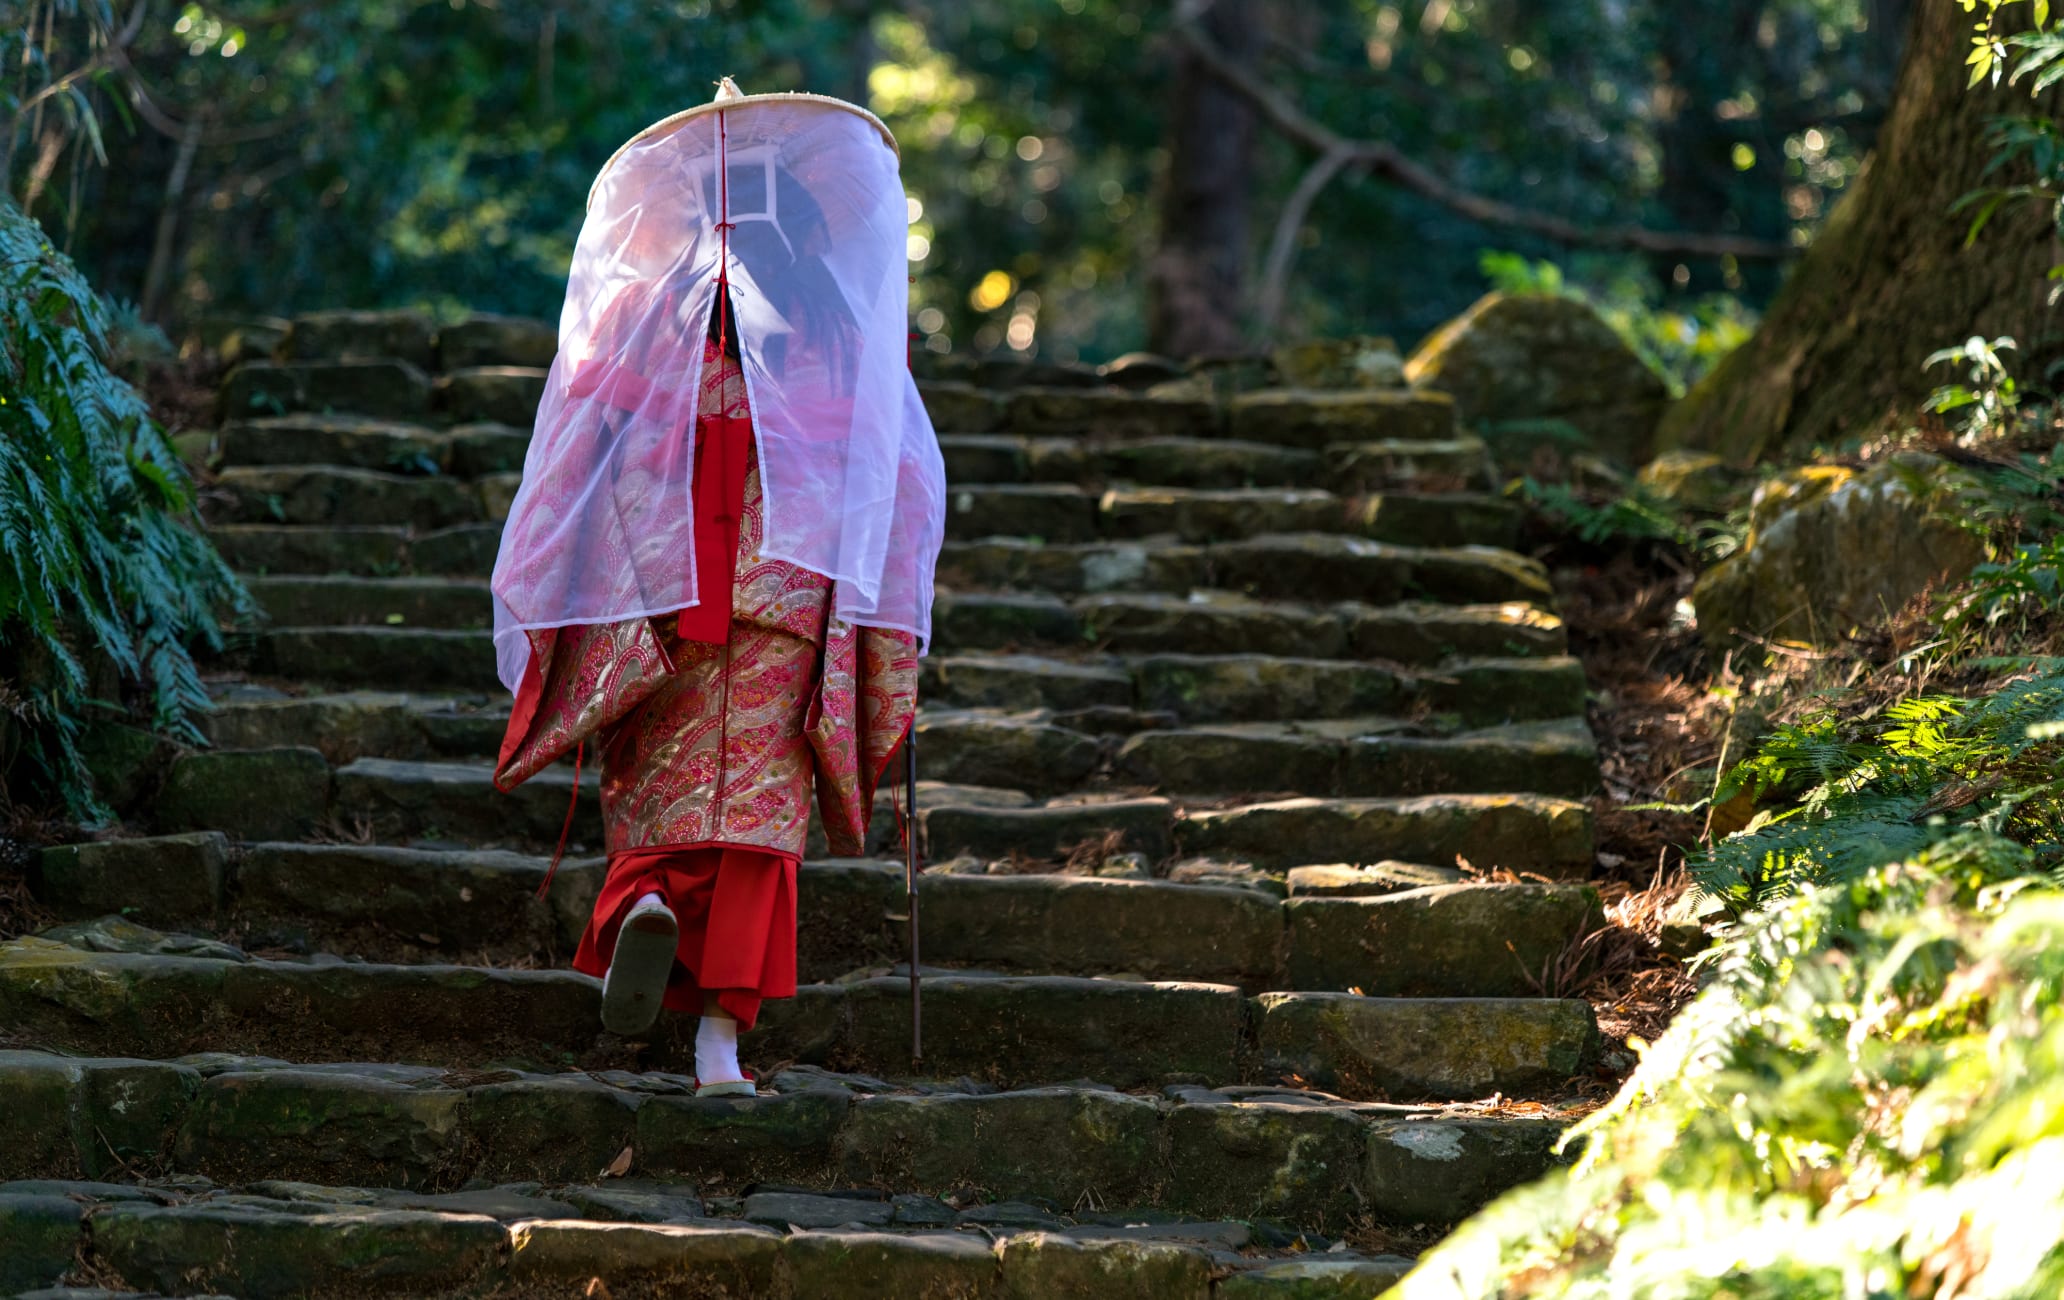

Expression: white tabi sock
xmin=696 ymin=1011 xmax=743 ymax=1083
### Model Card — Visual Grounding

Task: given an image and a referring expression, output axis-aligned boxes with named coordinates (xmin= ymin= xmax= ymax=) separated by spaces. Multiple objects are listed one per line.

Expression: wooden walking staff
xmin=904 ymin=730 xmax=923 ymax=1064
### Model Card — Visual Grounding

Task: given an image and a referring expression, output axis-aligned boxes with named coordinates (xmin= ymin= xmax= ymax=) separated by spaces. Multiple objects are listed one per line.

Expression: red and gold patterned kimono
xmin=494 ymin=339 xmax=917 ymax=1029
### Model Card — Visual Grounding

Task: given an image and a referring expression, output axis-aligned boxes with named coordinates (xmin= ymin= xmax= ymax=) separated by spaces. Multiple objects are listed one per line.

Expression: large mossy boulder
xmin=1692 ymin=453 xmax=1985 ymax=650
xmin=1404 ymin=292 xmax=1670 ymax=466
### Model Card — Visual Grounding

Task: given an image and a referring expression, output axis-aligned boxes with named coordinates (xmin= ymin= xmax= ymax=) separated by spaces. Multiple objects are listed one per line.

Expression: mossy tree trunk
xmin=1659 ymin=0 xmax=2064 ymax=464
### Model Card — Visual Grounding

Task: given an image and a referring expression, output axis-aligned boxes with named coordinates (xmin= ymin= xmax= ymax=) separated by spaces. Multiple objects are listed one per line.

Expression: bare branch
xmin=1257 ymin=144 xmax=1359 ymax=334
xmin=1172 ymin=14 xmax=1797 ymax=265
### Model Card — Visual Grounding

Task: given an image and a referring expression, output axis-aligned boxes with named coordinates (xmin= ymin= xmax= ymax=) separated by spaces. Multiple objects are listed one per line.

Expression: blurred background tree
xmin=4 ymin=0 xmax=1912 ymax=374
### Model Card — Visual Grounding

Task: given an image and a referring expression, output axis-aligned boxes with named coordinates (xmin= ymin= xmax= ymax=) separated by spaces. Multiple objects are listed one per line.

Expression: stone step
xmin=211 ymin=414 xmax=530 ymax=477
xmin=939 ymin=534 xmax=1550 ymax=605
xmin=933 ymin=593 xmax=1562 ymax=661
xmin=220 ymin=359 xmax=549 ymax=426
xmin=1112 ymin=717 xmax=1598 ymax=799
xmin=935 ymin=433 xmax=1489 ymax=494
xmin=0 ymin=1053 xmax=1571 ymax=1253
xmin=944 ymin=483 xmax=1520 ymax=549
xmin=243 ymin=574 xmax=490 ymax=629
xmin=236 ymin=625 xmax=1586 ymax=726
xmin=210 ymin=521 xmax=500 ymax=578
xmin=209 ymin=465 xmax=484 ymax=529
xmin=276 ymin=754 xmax=1592 ymax=872
xmin=0 ymin=1166 xmax=1455 ymax=1297
xmin=227 ymin=527 xmax=1549 ymax=613
xmin=34 ymin=837 xmax=1600 ymax=995
xmin=0 ymin=938 xmax=1597 ymax=1099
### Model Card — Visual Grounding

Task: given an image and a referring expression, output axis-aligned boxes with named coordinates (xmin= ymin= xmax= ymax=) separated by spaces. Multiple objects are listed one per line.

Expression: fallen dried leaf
xmin=600 ymin=1145 xmax=633 ymax=1179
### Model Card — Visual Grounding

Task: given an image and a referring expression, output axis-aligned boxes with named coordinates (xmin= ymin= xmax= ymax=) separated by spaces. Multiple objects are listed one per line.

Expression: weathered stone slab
xmin=35 ymin=831 xmax=228 ymax=925
xmin=1115 ymin=727 xmax=1340 ymax=797
xmin=279 ymin=309 xmax=436 ymax=368
xmin=1219 ymin=1256 xmax=1418 ymax=1298
xmin=156 ymin=747 xmax=330 ymax=842
xmin=1082 ymin=593 xmax=1346 ymax=658
xmin=1363 ymin=1115 xmax=1568 ymax=1223
xmin=836 ymin=1088 xmax=1162 ymax=1205
xmin=438 ymin=313 xmax=557 ymax=370
xmin=244 ymin=574 xmax=490 ymax=629
xmin=221 ymin=360 xmax=432 ymax=422
xmin=507 ymin=1219 xmax=784 ymax=1290
xmin=409 ymin=523 xmax=502 ymax=576
xmin=1256 ymin=994 xmax=1596 ymax=1100
xmin=634 ymin=1090 xmax=848 ymax=1187
xmin=331 ymin=756 xmax=597 ymax=845
xmin=1177 ymin=794 xmax=1593 ymax=874
xmin=946 ymin=484 xmax=1099 ymax=542
xmin=435 ymin=365 xmax=548 ymax=425
xmin=1324 ymin=436 xmax=1489 ymax=493
xmin=1162 ymin=1102 xmax=1369 ymax=1227
xmin=1096 ymin=438 xmax=1322 ymax=490
xmin=466 ymin=1075 xmax=641 ymax=1184
xmin=80 ymin=1058 xmax=202 ymax=1177
xmin=1287 ymin=883 xmax=1602 ymax=996
xmin=212 ymin=465 xmax=479 ymax=530
xmin=789 ymin=1228 xmax=1000 ymax=1297
xmin=921 ymin=796 xmax=1173 ymax=863
xmin=1340 ymin=719 xmax=1598 ymax=799
xmin=836 ymin=976 xmax=1245 ymax=1089
xmin=174 ymin=1069 xmax=466 ymax=1188
xmin=91 ymin=1203 xmax=503 ymax=1299
xmin=1001 ymin=1231 xmax=1213 ymax=1299
xmin=920 ymin=874 xmax=1282 ymax=986
xmin=0 ymin=1053 xmax=85 ymax=1180
xmin=1009 ymin=386 xmax=1216 ymax=439
xmin=1352 ymin=492 xmax=1521 ymax=549
xmin=236 ymin=843 xmax=566 ymax=958
xmin=442 ymin=421 xmax=531 ymax=477
xmin=0 ymin=1194 xmax=86 ymax=1294
xmin=216 ymin=415 xmax=446 ymax=474
xmin=259 ymin=627 xmax=498 ymax=693
xmin=1100 ymin=487 xmax=1342 ymax=542
xmin=921 ymin=380 xmax=1008 ymax=432
xmin=1230 ymin=389 xmax=1456 ymax=450
xmin=917 ymin=713 xmax=1100 ymax=796
xmin=209 ymin=523 xmax=410 ymax=576
xmin=1345 ymin=601 xmax=1565 ymax=663
xmin=921 ymin=654 xmax=1133 ymax=714
xmin=932 ymin=591 xmax=1084 ymax=651
xmin=1132 ymin=655 xmax=1404 ymax=723
xmin=938 ymin=432 xmax=1030 ymax=481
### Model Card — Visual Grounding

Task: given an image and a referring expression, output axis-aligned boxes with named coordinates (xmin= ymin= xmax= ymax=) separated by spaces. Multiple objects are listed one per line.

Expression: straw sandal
xmin=601 ymin=895 xmax=677 ymax=1036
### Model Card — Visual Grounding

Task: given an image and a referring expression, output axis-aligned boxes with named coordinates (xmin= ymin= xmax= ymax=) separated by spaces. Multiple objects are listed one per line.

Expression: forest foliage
xmin=0 ymin=196 xmax=249 ymax=822
xmin=5 ymin=0 xmax=1906 ymax=362
xmin=1392 ymin=7 xmax=2064 ymax=1292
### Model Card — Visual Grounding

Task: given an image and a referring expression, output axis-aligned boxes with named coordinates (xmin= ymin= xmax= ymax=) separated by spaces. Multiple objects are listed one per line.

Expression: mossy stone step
xmin=221 ymin=360 xmax=433 ymax=422
xmin=946 ymin=483 xmax=1520 ymax=548
xmin=1176 ymin=793 xmax=1594 ymax=874
xmin=210 ymin=521 xmax=501 ymax=577
xmin=1115 ymin=717 xmax=1598 ymax=799
xmin=1007 ymin=385 xmax=1220 ymax=439
xmin=932 ymin=592 xmax=1560 ymax=662
xmin=0 ymin=1174 xmax=1436 ymax=1296
xmin=437 ymin=312 xmax=558 ymax=370
xmin=940 ymin=534 xmax=1549 ymax=605
xmin=200 ymin=689 xmax=503 ymax=759
xmin=211 ymin=465 xmax=483 ymax=529
xmin=253 ymin=626 xmax=501 ymax=692
xmin=436 ymin=365 xmax=548 ymax=425
xmin=214 ymin=415 xmax=530 ymax=478
xmin=37 ymin=836 xmax=1600 ymax=995
xmin=0 ymin=949 xmax=1595 ymax=1099
xmin=1228 ymin=388 xmax=1457 ymax=450
xmin=278 ymin=308 xmax=438 ymax=369
xmin=243 ymin=574 xmax=490 ymax=629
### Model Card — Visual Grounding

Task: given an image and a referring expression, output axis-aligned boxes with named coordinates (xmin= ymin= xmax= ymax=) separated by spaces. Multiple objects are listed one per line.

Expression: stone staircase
xmin=1 ymin=310 xmax=1607 ymax=1299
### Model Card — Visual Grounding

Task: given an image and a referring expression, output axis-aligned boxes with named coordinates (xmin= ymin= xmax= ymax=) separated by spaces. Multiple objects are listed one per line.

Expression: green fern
xmin=0 ymin=197 xmax=253 ymax=822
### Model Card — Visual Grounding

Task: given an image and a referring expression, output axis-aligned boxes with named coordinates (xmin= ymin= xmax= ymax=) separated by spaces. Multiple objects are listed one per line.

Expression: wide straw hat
xmin=588 ymin=77 xmax=898 ymax=208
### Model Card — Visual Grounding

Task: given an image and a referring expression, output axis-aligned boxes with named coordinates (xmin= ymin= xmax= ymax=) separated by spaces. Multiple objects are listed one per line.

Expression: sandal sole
xmin=601 ymin=912 xmax=677 ymax=1036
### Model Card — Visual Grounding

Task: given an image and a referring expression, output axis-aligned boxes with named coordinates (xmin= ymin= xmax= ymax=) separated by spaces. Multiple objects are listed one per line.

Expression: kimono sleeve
xmin=807 ymin=620 xmax=919 ymax=857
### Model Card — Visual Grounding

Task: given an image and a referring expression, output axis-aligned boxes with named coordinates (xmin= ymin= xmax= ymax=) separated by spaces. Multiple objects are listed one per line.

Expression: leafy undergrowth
xmin=1388 ymin=412 xmax=2064 ymax=1294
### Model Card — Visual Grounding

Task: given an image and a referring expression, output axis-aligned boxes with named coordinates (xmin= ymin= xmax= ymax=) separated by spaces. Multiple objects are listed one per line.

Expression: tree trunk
xmin=1659 ymin=0 xmax=2064 ymax=464
xmin=1145 ymin=0 xmax=1259 ymax=358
